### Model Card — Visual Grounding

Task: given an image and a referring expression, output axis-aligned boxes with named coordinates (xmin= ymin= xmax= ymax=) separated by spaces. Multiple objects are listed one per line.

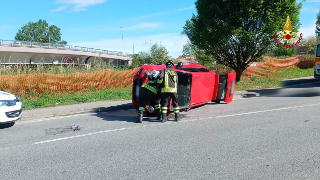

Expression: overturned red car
xmin=132 ymin=62 xmax=236 ymax=114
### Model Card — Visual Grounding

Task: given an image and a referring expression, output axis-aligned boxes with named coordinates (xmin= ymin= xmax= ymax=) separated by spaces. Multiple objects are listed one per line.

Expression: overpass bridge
xmin=0 ymin=40 xmax=132 ymax=67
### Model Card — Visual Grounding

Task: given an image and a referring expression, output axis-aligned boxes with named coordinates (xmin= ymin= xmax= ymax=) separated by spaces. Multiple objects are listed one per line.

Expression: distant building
xmin=177 ymin=55 xmax=198 ymax=63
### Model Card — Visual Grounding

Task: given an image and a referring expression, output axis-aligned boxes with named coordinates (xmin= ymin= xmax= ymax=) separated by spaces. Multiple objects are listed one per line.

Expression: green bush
xmin=207 ymin=64 xmax=234 ymax=74
xmin=268 ymin=45 xmax=296 ymax=57
xmin=297 ymin=54 xmax=314 ymax=61
xmin=271 ymin=55 xmax=294 ymax=59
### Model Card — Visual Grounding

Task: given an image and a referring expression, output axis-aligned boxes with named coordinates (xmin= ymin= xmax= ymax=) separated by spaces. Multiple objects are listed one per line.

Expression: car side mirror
xmin=176 ymin=62 xmax=183 ymax=69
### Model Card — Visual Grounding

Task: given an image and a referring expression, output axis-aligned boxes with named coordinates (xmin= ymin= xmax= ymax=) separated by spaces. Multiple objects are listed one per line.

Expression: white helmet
xmin=150 ymin=70 xmax=160 ymax=79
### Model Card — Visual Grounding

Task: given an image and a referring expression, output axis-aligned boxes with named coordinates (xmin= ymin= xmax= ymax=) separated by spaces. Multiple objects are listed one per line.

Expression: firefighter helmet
xmin=165 ymin=60 xmax=174 ymax=67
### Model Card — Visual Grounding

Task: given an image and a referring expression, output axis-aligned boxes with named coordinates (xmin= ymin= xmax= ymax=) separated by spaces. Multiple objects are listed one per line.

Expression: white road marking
xmin=34 ymin=102 xmax=320 ymax=145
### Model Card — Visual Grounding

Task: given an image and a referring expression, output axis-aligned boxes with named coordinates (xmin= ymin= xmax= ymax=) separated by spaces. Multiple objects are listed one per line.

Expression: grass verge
xmin=236 ymin=67 xmax=313 ymax=91
xmin=21 ymin=88 xmax=132 ymax=110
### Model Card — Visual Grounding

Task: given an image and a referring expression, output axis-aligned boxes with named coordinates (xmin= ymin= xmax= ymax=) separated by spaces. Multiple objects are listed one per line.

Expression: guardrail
xmin=0 ymin=39 xmax=132 ymax=57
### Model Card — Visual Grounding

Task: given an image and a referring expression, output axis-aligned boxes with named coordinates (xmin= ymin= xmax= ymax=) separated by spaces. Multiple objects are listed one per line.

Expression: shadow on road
xmin=90 ymin=103 xmax=133 ymax=113
xmin=245 ymin=79 xmax=320 ymax=98
xmin=0 ymin=122 xmax=15 ymax=129
xmin=92 ymin=109 xmax=189 ymax=123
xmin=92 ymin=109 xmax=163 ymax=123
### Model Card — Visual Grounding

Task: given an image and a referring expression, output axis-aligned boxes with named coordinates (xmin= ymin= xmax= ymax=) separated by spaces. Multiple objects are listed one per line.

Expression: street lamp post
xmin=120 ymin=27 xmax=124 ymax=52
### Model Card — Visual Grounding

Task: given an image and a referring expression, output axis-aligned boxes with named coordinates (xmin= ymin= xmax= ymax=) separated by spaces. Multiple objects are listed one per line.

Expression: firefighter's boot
xmin=162 ymin=113 xmax=167 ymax=123
xmin=156 ymin=109 xmax=161 ymax=120
xmin=174 ymin=113 xmax=180 ymax=122
xmin=138 ymin=111 xmax=143 ymax=123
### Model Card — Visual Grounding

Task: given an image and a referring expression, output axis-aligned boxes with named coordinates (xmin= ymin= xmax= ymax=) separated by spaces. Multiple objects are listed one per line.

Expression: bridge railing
xmin=0 ymin=39 xmax=131 ymax=57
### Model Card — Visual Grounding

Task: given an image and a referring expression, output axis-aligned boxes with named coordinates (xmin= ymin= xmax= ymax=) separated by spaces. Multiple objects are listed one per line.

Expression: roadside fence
xmin=245 ymin=56 xmax=301 ymax=77
xmin=0 ymin=68 xmax=139 ymax=99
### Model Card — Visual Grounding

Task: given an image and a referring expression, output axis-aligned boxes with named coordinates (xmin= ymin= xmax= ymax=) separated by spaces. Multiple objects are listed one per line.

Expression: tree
xmin=182 ymin=41 xmax=213 ymax=66
xmin=129 ymin=52 xmax=151 ymax=69
xmin=316 ymin=7 xmax=320 ymax=35
xmin=182 ymin=0 xmax=303 ymax=81
xmin=182 ymin=41 xmax=195 ymax=57
xmin=193 ymin=49 xmax=214 ymax=66
xmin=129 ymin=43 xmax=170 ymax=69
xmin=15 ymin=19 xmax=67 ymax=44
xmin=150 ymin=43 xmax=169 ymax=64
xmin=299 ymin=36 xmax=317 ymax=55
xmin=58 ymin=40 xmax=68 ymax=45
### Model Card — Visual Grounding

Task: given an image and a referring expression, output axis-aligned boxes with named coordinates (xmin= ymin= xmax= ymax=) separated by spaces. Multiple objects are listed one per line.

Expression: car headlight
xmin=0 ymin=98 xmax=18 ymax=106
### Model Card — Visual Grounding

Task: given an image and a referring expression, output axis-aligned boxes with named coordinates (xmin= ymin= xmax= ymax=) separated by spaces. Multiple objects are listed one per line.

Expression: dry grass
xmin=0 ymin=68 xmax=139 ymax=99
xmin=244 ymin=56 xmax=300 ymax=78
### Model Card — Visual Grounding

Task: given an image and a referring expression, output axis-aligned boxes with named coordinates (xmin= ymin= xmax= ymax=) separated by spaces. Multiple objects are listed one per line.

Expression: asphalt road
xmin=1 ymin=81 xmax=320 ymax=180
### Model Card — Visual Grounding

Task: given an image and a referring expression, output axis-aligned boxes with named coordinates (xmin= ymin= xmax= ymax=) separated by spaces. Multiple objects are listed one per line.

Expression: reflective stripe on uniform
xmin=173 ymin=107 xmax=179 ymax=113
xmin=161 ymin=106 xmax=167 ymax=113
xmin=165 ymin=72 xmax=169 ymax=89
xmin=139 ymin=107 xmax=145 ymax=111
xmin=155 ymin=104 xmax=160 ymax=109
xmin=161 ymin=87 xmax=177 ymax=93
xmin=142 ymin=84 xmax=158 ymax=94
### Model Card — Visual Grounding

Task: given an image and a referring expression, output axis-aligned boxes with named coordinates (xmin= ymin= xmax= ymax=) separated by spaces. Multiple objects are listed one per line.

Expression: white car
xmin=0 ymin=91 xmax=22 ymax=124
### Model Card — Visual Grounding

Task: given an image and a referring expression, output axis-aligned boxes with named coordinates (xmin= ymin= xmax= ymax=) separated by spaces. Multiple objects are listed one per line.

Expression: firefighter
xmin=138 ymin=70 xmax=161 ymax=123
xmin=158 ymin=60 xmax=180 ymax=122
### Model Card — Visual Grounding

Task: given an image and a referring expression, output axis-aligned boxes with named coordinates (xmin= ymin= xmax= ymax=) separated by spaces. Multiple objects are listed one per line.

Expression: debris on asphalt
xmin=71 ymin=124 xmax=80 ymax=131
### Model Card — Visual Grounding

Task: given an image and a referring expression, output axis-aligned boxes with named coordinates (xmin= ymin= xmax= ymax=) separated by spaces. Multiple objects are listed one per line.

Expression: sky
xmin=0 ymin=0 xmax=319 ymax=58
